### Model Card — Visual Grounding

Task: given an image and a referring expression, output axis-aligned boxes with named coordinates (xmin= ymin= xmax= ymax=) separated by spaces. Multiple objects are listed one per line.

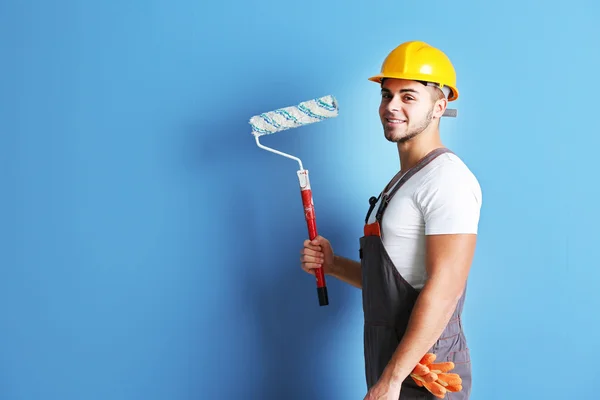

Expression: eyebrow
xmin=381 ymin=88 xmax=419 ymax=95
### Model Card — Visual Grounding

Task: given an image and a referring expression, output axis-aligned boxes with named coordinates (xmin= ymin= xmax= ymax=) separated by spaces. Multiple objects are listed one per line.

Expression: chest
xmin=367 ymin=188 xmax=425 ymax=239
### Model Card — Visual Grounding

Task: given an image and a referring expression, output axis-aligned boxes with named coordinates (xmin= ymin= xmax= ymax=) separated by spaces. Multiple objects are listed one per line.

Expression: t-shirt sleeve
xmin=415 ymin=163 xmax=482 ymax=235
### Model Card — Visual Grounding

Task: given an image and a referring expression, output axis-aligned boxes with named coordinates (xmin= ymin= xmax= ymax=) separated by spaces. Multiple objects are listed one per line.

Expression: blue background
xmin=2 ymin=0 xmax=599 ymax=399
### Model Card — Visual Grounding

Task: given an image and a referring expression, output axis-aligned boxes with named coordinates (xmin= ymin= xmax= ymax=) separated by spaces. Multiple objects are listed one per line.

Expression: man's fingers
xmin=301 ymin=247 xmax=324 ymax=258
xmin=303 ymin=239 xmax=322 ymax=250
xmin=302 ymin=267 xmax=315 ymax=275
xmin=301 ymin=252 xmax=324 ymax=264
xmin=301 ymin=244 xmax=325 ymax=265
xmin=302 ymin=263 xmax=322 ymax=273
xmin=300 ymin=237 xmax=328 ymax=276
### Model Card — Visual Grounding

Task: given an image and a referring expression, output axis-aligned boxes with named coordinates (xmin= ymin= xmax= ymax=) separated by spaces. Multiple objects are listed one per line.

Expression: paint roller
xmin=249 ymin=95 xmax=339 ymax=307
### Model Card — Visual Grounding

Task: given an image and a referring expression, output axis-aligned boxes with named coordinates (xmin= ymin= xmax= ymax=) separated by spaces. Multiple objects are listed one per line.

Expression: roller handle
xmin=298 ymin=170 xmax=329 ymax=306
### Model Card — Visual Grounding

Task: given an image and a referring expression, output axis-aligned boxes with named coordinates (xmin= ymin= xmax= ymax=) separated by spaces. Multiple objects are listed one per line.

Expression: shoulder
xmin=416 ymin=152 xmax=482 ymax=202
xmin=414 ymin=152 xmax=483 ymax=235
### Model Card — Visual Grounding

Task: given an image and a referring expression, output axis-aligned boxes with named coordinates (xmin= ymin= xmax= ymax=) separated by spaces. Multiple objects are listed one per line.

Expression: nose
xmin=385 ymin=94 xmax=401 ymax=112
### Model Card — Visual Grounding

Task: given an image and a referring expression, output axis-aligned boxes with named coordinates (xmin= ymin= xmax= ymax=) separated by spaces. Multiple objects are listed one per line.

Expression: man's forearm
xmin=382 ymin=278 xmax=463 ymax=382
xmin=328 ymin=255 xmax=362 ymax=289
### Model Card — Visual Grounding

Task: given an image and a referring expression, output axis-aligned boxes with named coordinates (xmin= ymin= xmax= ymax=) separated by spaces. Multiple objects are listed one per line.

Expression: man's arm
xmin=378 ymin=232 xmax=477 ymax=384
xmin=328 ymin=255 xmax=362 ymax=289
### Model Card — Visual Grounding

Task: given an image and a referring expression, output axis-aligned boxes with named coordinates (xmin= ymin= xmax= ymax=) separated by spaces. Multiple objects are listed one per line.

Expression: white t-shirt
xmin=366 ymin=152 xmax=482 ymax=289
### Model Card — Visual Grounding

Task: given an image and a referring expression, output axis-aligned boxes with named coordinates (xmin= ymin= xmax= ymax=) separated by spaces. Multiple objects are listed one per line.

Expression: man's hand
xmin=363 ymin=375 xmax=401 ymax=400
xmin=300 ymin=235 xmax=334 ymax=276
xmin=300 ymin=236 xmax=363 ymax=289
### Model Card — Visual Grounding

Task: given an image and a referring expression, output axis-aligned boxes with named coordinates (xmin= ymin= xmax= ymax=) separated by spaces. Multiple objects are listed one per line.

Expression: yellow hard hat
xmin=368 ymin=41 xmax=459 ymax=102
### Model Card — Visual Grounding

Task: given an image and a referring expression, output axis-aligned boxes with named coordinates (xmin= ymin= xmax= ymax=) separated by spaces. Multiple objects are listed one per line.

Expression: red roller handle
xmin=298 ymin=170 xmax=329 ymax=306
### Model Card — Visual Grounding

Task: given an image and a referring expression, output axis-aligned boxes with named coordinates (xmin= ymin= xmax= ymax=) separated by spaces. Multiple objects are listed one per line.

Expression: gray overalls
xmin=359 ymin=148 xmax=472 ymax=399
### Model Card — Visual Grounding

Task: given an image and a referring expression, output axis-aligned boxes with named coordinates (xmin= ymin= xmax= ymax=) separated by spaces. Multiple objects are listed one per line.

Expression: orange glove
xmin=409 ymin=353 xmax=462 ymax=399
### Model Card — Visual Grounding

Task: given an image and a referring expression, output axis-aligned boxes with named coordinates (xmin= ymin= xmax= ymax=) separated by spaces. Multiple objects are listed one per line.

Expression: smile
xmin=386 ymin=118 xmax=406 ymax=124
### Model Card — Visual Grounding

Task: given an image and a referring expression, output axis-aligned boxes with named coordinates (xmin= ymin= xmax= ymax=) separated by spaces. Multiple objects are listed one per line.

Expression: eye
xmin=403 ymin=95 xmax=415 ymax=102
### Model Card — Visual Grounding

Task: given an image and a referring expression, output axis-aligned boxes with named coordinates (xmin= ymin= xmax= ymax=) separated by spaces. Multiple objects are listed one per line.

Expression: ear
xmin=432 ymin=97 xmax=448 ymax=119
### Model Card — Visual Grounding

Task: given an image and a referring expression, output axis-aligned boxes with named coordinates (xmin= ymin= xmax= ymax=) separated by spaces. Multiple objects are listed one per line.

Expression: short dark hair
xmin=429 ymin=86 xmax=446 ymax=102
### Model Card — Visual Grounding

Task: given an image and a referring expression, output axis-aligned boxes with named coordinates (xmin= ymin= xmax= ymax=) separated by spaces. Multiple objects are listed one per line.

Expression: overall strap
xmin=367 ymin=147 xmax=453 ymax=223
xmin=364 ymin=194 xmax=381 ymax=224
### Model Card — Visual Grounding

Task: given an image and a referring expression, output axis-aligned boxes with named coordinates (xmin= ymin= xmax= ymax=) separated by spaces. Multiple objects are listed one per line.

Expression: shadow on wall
xmin=179 ymin=85 xmax=362 ymax=399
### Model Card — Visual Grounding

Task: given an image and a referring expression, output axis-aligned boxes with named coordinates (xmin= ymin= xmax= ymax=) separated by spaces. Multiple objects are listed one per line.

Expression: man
xmin=300 ymin=41 xmax=482 ymax=399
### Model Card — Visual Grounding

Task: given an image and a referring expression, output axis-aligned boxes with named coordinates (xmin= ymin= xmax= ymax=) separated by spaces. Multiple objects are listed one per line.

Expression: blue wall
xmin=2 ymin=1 xmax=599 ymax=399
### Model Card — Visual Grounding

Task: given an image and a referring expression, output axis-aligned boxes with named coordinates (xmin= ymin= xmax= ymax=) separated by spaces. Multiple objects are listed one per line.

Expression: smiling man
xmin=300 ymin=41 xmax=482 ymax=399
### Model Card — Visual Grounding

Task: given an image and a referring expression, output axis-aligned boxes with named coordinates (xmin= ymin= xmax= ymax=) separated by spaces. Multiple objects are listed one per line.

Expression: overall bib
xmin=359 ymin=148 xmax=472 ymax=399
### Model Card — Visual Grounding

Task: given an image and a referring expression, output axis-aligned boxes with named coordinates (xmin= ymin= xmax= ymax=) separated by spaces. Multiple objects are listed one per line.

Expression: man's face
xmin=378 ymin=78 xmax=444 ymax=143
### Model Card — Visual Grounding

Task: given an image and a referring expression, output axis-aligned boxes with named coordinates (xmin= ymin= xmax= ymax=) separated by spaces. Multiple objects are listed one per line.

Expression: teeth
xmin=387 ymin=119 xmax=403 ymax=123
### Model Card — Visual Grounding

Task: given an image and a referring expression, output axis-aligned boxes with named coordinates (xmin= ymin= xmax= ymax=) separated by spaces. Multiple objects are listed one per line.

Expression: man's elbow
xmin=423 ymin=272 xmax=468 ymax=305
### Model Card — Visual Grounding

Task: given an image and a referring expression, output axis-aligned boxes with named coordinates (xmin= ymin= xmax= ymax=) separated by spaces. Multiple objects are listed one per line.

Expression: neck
xmin=397 ymin=128 xmax=444 ymax=172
